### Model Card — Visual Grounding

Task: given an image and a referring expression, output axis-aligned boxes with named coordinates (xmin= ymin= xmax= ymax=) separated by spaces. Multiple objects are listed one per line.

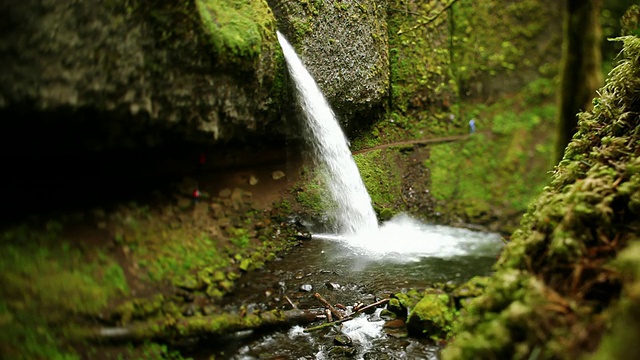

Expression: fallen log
xmin=74 ymin=309 xmax=322 ymax=343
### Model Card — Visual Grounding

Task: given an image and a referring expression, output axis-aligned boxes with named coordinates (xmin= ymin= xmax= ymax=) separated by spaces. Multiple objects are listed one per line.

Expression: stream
xmin=199 ymin=215 xmax=503 ymax=360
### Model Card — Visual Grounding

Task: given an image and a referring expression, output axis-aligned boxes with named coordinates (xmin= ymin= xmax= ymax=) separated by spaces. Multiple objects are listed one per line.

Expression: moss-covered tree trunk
xmin=556 ymin=0 xmax=603 ymax=163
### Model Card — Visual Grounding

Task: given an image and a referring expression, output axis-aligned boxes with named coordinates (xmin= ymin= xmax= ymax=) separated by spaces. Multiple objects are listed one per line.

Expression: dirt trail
xmin=352 ymin=131 xmax=491 ymax=155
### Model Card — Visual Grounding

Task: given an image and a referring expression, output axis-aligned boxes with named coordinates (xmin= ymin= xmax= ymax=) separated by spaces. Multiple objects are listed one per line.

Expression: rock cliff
xmin=0 ymin=0 xmax=285 ymax=148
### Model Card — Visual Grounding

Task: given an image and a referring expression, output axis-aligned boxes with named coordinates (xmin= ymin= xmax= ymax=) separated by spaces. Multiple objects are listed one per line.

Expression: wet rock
xmin=383 ymin=319 xmax=406 ymax=329
xmin=364 ymin=351 xmax=393 ymax=360
xmin=387 ymin=298 xmax=405 ymax=317
xmin=249 ymin=175 xmax=259 ymax=185
xmin=333 ymin=333 xmax=353 ymax=346
xmin=231 ymin=187 xmax=251 ymax=210
xmin=326 ymin=282 xmax=341 ymax=290
xmin=271 ymin=170 xmax=285 ymax=180
xmin=277 ymin=281 xmax=286 ymax=294
xmin=384 ymin=327 xmax=409 ymax=339
xmin=296 ymin=232 xmax=312 ymax=240
xmin=328 ymin=346 xmax=357 ymax=357
xmin=299 ymin=284 xmax=313 ymax=292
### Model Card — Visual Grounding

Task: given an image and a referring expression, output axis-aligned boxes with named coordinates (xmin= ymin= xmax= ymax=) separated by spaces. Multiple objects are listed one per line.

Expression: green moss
xmin=353 ymin=150 xmax=403 ymax=213
xmin=426 ymin=97 xmax=556 ymax=223
xmin=0 ymin=299 xmax=80 ymax=360
xmin=0 ymin=224 xmax=129 ymax=359
xmin=407 ymin=293 xmax=457 ymax=340
xmin=444 ymin=36 xmax=640 ymax=359
xmin=450 ymin=0 xmax=557 ymax=94
xmin=229 ymin=227 xmax=250 ymax=248
xmin=116 ymin=212 xmax=230 ymax=283
xmin=293 ymin=167 xmax=336 ymax=216
xmin=195 ymin=0 xmax=276 ymax=65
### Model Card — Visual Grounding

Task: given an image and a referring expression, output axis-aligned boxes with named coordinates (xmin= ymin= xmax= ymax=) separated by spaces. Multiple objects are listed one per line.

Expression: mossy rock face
xmin=444 ymin=36 xmax=640 ymax=359
xmin=270 ymin=0 xmax=389 ymax=130
xmin=406 ymin=293 xmax=455 ymax=340
xmin=195 ymin=0 xmax=276 ymax=67
xmin=0 ymin=0 xmax=287 ymax=147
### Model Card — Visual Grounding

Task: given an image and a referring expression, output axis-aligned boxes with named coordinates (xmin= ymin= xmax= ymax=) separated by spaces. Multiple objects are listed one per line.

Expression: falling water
xmin=277 ymin=31 xmax=378 ymax=235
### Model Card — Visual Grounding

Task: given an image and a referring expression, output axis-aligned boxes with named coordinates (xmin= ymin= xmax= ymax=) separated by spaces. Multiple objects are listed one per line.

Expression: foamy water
xmin=313 ymin=213 xmax=503 ymax=261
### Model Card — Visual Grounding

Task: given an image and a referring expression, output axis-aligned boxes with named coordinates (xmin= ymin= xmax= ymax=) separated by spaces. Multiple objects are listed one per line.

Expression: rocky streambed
xmin=192 ymin=219 xmax=504 ymax=359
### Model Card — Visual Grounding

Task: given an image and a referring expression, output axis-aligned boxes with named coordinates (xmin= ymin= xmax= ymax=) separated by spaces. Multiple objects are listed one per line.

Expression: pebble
xmin=325 ymin=282 xmax=341 ymax=290
xmin=299 ymin=284 xmax=313 ymax=292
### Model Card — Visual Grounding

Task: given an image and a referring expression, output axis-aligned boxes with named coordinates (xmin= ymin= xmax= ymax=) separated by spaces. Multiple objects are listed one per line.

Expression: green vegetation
xmin=293 ymin=166 xmax=338 ymax=217
xmin=450 ymin=0 xmax=555 ymax=91
xmin=0 ymin=193 xmax=301 ymax=358
xmin=349 ymin=1 xmax=559 ymax=230
xmin=113 ymin=207 xmax=230 ymax=283
xmin=195 ymin=0 xmax=276 ymax=65
xmin=443 ymin=36 xmax=640 ymax=359
xmin=407 ymin=293 xmax=458 ymax=340
xmin=0 ymin=223 xmax=128 ymax=359
xmin=353 ymin=150 xmax=403 ymax=218
xmin=427 ymin=97 xmax=556 ymax=225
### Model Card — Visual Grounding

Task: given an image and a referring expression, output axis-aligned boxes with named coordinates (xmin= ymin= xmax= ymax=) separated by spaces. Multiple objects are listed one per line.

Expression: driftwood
xmin=305 ymin=298 xmax=390 ymax=332
xmin=75 ymin=309 xmax=321 ymax=343
xmin=284 ymin=295 xmax=298 ymax=310
xmin=314 ymin=292 xmax=344 ymax=320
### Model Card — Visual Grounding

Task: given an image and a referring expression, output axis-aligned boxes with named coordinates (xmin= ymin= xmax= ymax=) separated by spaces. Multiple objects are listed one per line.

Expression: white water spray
xmin=277 ymin=31 xmax=378 ymax=236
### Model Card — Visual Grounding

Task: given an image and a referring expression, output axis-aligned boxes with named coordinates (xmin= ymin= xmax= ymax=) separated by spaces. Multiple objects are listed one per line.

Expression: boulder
xmin=406 ymin=293 xmax=455 ymax=340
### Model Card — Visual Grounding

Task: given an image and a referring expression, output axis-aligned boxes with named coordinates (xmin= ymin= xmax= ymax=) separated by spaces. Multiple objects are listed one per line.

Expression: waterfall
xmin=277 ymin=31 xmax=378 ymax=236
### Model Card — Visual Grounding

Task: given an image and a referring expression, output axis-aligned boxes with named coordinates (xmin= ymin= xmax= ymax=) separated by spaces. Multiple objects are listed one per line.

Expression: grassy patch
xmin=0 ymin=223 xmax=128 ymax=359
xmin=115 ymin=211 xmax=230 ymax=283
